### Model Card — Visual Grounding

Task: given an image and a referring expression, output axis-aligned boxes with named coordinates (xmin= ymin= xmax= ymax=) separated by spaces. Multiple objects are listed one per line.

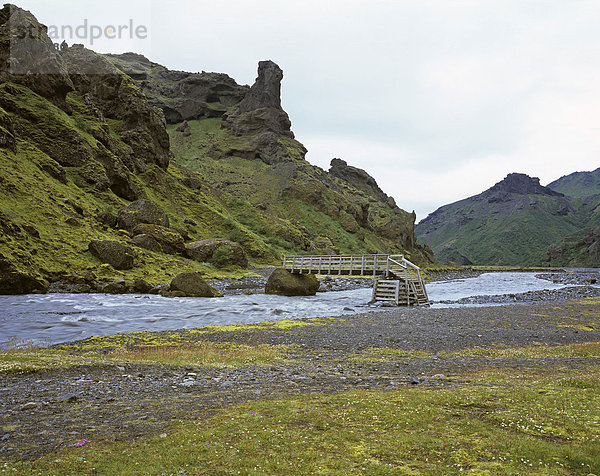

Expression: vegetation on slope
xmin=548 ymin=167 xmax=600 ymax=198
xmin=0 ymin=5 xmax=431 ymax=294
xmin=417 ymin=172 xmax=600 ymax=267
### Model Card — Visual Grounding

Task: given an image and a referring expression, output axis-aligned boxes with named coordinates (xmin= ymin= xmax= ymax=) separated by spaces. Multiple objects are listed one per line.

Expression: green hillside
xmin=0 ymin=5 xmax=430 ymax=294
xmin=416 ymin=174 xmax=582 ymax=266
xmin=417 ymin=170 xmax=600 ymax=267
xmin=547 ymin=167 xmax=600 ymax=198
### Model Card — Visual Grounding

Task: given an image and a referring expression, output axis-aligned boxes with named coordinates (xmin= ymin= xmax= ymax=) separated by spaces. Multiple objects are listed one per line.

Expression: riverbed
xmin=2 ymin=271 xmax=599 ymax=348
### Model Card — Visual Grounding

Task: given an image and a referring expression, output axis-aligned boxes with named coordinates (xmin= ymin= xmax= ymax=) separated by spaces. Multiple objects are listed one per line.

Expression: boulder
xmin=88 ymin=240 xmax=135 ymax=270
xmin=0 ymin=258 xmax=48 ymax=295
xmin=117 ymin=199 xmax=169 ymax=230
xmin=168 ymin=272 xmax=222 ymax=298
xmin=101 ymin=280 xmax=132 ymax=294
xmin=265 ymin=269 xmax=319 ymax=296
xmin=131 ymin=224 xmax=185 ymax=255
xmin=95 ymin=210 xmax=118 ymax=228
xmin=185 ymin=239 xmax=248 ymax=268
xmin=133 ymin=278 xmax=153 ymax=294
xmin=131 ymin=234 xmax=162 ymax=253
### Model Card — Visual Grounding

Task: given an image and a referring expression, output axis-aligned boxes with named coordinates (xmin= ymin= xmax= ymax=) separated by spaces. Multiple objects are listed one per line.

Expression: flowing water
xmin=0 ymin=272 xmax=579 ymax=347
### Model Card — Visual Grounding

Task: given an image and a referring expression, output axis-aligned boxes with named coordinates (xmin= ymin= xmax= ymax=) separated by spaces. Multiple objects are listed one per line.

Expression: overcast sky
xmin=16 ymin=0 xmax=600 ymax=221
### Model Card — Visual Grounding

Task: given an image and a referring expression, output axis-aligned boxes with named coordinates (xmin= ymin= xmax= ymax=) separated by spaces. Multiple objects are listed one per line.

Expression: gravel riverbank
xmin=1 ymin=296 xmax=600 ymax=461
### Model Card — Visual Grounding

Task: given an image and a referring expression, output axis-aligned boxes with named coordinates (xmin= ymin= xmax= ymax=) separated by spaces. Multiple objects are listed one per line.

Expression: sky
xmin=15 ymin=0 xmax=600 ymax=221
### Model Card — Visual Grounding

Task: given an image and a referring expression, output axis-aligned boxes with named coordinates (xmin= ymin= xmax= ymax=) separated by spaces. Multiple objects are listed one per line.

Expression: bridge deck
xmin=283 ymin=254 xmax=403 ymax=277
xmin=282 ymin=254 xmax=429 ymax=306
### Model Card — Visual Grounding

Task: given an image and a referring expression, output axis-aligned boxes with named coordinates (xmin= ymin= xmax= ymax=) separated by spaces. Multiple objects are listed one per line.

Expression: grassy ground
xmin=1 ymin=302 xmax=600 ymax=474
xmin=2 ymin=355 xmax=598 ymax=475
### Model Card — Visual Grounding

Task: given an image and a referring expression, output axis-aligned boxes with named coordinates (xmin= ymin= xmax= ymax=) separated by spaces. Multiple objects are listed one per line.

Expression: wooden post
xmin=405 ymin=268 xmax=410 ymax=306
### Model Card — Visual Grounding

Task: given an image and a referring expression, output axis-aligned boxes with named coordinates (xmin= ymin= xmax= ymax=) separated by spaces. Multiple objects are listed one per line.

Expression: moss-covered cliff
xmin=0 ymin=4 xmax=430 ymax=294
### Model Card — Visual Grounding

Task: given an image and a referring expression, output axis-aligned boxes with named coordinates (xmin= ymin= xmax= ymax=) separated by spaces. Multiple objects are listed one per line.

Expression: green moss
xmin=167 ymin=117 xmax=416 ymax=259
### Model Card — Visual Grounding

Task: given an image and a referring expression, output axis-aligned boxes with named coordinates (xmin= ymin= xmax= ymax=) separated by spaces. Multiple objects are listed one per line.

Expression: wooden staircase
xmin=373 ymin=278 xmax=429 ymax=306
xmin=283 ymin=254 xmax=429 ymax=307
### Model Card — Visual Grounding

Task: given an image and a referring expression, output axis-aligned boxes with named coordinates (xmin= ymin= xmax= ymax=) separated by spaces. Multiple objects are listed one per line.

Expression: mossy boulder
xmin=88 ymin=240 xmax=135 ymax=270
xmin=186 ymin=238 xmax=248 ymax=268
xmin=0 ymin=258 xmax=48 ymax=295
xmin=100 ymin=278 xmax=153 ymax=294
xmin=131 ymin=234 xmax=162 ymax=253
xmin=265 ymin=268 xmax=319 ymax=296
xmin=131 ymin=224 xmax=185 ymax=255
xmin=117 ymin=199 xmax=169 ymax=230
xmin=95 ymin=211 xmax=118 ymax=228
xmin=167 ymin=272 xmax=222 ymax=298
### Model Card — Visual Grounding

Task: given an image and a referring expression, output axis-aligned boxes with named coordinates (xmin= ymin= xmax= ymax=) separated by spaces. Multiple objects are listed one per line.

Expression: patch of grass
xmin=195 ymin=317 xmax=342 ymax=334
xmin=441 ymin=341 xmax=600 ymax=359
xmin=11 ymin=370 xmax=600 ymax=474
xmin=106 ymin=342 xmax=290 ymax=368
xmin=0 ymin=349 xmax=97 ymax=374
xmin=557 ymin=322 xmax=598 ymax=332
xmin=349 ymin=347 xmax=430 ymax=363
xmin=1 ymin=338 xmax=291 ymax=373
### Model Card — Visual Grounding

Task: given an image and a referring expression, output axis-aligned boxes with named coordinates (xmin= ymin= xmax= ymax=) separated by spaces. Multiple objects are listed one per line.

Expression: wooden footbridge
xmin=282 ymin=254 xmax=429 ymax=306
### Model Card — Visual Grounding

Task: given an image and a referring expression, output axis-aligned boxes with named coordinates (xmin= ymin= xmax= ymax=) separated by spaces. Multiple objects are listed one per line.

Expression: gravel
xmin=2 ymin=269 xmax=599 ymax=461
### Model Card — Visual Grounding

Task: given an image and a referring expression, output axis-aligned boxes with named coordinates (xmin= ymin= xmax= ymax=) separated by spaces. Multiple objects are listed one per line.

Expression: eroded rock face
xmin=265 ymin=268 xmax=319 ymax=296
xmin=62 ymin=46 xmax=171 ymax=170
xmin=106 ymin=53 xmax=249 ymax=124
xmin=168 ymin=272 xmax=222 ymax=298
xmin=0 ymin=4 xmax=74 ymax=107
xmin=117 ymin=200 xmax=170 ymax=231
xmin=185 ymin=239 xmax=248 ymax=268
xmin=88 ymin=240 xmax=135 ymax=270
xmin=329 ymin=159 xmax=390 ymax=204
xmin=224 ymin=60 xmax=293 ymax=138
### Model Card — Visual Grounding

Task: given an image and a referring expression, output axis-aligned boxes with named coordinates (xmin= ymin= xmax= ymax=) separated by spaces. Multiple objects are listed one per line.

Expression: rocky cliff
xmin=0 ymin=5 xmax=430 ymax=294
xmin=110 ymin=53 xmax=431 ymax=262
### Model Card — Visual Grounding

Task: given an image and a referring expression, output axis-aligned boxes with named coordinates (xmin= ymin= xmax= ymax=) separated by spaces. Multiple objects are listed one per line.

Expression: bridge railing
xmin=283 ymin=254 xmax=393 ymax=276
xmin=387 ymin=254 xmax=423 ymax=282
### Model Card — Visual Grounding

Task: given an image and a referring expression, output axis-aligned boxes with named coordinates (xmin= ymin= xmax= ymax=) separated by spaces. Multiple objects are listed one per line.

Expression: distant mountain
xmin=547 ymin=167 xmax=600 ymax=198
xmin=416 ymin=173 xmax=583 ymax=266
xmin=545 ymin=169 xmax=600 ymax=267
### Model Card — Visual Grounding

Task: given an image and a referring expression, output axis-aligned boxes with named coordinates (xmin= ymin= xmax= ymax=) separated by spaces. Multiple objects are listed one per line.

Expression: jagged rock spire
xmin=224 ymin=60 xmax=293 ymax=138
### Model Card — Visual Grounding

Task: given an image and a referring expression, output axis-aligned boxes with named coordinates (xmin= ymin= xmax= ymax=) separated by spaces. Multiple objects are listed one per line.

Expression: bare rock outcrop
xmin=224 ymin=60 xmax=293 ymax=138
xmin=0 ymin=4 xmax=74 ymax=107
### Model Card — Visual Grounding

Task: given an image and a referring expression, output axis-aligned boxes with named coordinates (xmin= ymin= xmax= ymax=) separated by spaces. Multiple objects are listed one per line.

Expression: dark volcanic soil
xmin=1 ymin=298 xmax=600 ymax=461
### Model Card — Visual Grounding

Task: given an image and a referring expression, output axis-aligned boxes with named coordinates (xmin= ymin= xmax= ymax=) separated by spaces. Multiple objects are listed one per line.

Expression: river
xmin=0 ymin=272 xmax=587 ymax=347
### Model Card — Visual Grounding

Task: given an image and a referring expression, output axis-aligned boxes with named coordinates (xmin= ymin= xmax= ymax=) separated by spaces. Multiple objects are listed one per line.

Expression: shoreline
xmin=1 ymin=297 xmax=600 ymax=462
